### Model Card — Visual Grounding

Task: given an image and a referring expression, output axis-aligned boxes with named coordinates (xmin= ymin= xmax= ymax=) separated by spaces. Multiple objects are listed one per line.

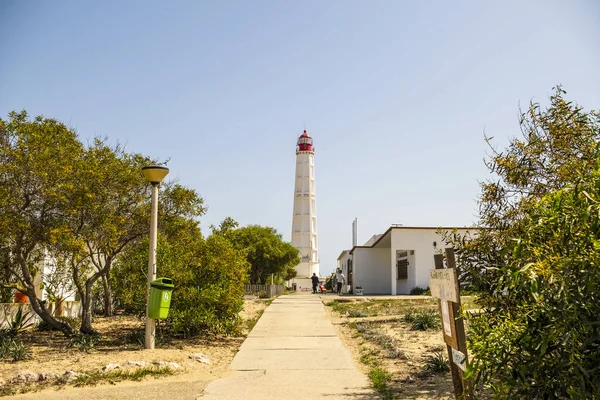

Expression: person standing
xmin=335 ymin=269 xmax=346 ymax=295
xmin=311 ymin=273 xmax=320 ymax=294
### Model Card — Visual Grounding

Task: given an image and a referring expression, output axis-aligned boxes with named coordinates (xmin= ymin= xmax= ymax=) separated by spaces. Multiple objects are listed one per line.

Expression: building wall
xmin=390 ymin=228 xmax=471 ymax=294
xmin=337 ymin=251 xmax=352 ymax=294
xmin=353 ymin=248 xmax=391 ymax=294
xmin=0 ymin=301 xmax=81 ymax=330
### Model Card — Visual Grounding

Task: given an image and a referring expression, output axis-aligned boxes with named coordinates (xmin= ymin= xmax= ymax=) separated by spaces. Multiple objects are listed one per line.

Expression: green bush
xmin=424 ymin=350 xmax=449 ymax=374
xmin=409 ymin=286 xmax=429 ymax=295
xmin=368 ymin=367 xmax=393 ymax=400
xmin=403 ymin=309 xmax=440 ymax=330
xmin=113 ymin=231 xmax=248 ymax=338
xmin=257 ymin=290 xmax=269 ymax=299
xmin=0 ymin=334 xmax=30 ymax=361
xmin=68 ymin=333 xmax=100 ymax=352
xmin=347 ymin=309 xmax=368 ymax=318
xmin=444 ymin=89 xmax=600 ymax=398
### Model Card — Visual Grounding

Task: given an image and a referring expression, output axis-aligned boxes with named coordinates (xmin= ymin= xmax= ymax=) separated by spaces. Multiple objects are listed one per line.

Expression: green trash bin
xmin=148 ymin=278 xmax=174 ymax=319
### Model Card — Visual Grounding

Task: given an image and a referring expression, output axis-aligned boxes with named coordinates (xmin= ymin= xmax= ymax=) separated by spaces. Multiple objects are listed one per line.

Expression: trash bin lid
xmin=150 ymin=277 xmax=174 ymax=290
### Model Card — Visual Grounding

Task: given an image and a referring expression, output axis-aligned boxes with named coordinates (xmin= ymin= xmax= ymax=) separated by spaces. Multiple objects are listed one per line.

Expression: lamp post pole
xmin=141 ymin=165 xmax=169 ymax=350
xmin=145 ymin=182 xmax=159 ymax=349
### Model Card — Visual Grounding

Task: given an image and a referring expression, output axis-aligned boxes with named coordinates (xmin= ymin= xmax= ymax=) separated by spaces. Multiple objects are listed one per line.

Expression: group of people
xmin=310 ymin=269 xmax=346 ymax=294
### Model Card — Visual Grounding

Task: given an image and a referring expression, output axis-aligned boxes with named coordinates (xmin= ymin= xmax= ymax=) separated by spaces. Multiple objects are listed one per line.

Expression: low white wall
xmin=353 ymin=248 xmax=391 ymax=294
xmin=0 ymin=301 xmax=81 ymax=330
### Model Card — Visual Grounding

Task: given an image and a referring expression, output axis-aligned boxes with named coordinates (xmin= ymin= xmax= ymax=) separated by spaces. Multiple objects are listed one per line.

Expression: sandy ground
xmin=323 ymin=296 xmax=454 ymax=399
xmin=0 ymin=299 xmax=270 ymax=398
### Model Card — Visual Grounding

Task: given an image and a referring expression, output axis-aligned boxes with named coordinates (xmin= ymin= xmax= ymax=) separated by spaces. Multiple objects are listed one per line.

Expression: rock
xmin=38 ymin=372 xmax=58 ymax=381
xmin=123 ymin=361 xmax=149 ymax=368
xmin=152 ymin=361 xmax=180 ymax=370
xmin=61 ymin=371 xmax=87 ymax=382
xmin=12 ymin=371 xmax=39 ymax=383
xmin=102 ymin=363 xmax=120 ymax=372
xmin=189 ymin=353 xmax=210 ymax=365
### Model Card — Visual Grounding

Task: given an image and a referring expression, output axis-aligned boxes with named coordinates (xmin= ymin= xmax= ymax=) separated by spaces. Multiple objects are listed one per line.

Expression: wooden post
xmin=430 ymin=249 xmax=472 ymax=399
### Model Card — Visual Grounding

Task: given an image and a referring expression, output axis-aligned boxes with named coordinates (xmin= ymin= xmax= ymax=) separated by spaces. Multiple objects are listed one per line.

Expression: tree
xmin=0 ymin=111 xmax=82 ymax=335
xmin=444 ymin=87 xmax=600 ymax=398
xmin=226 ymin=225 xmax=299 ymax=284
xmin=112 ymin=216 xmax=249 ymax=336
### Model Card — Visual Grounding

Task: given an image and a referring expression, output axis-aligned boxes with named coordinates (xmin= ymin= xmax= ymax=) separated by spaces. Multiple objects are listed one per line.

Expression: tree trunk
xmin=17 ymin=251 xmax=74 ymax=336
xmin=26 ymin=288 xmax=75 ymax=335
xmin=102 ymin=274 xmax=112 ymax=317
xmin=79 ymin=280 xmax=97 ymax=334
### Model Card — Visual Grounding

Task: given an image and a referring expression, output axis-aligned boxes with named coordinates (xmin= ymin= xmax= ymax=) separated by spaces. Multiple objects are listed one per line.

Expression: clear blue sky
xmin=1 ymin=1 xmax=599 ymax=275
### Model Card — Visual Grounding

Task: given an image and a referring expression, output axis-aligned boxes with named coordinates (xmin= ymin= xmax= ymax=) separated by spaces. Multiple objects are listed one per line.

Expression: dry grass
xmin=0 ymin=299 xmax=269 ymax=397
xmin=325 ymin=297 xmax=475 ymax=399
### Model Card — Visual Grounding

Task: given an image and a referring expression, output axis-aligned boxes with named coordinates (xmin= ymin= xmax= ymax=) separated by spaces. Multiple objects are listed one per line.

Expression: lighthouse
xmin=291 ymin=130 xmax=320 ymax=280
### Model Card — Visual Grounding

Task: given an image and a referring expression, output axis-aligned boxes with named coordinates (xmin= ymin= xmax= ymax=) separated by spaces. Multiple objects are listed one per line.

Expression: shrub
xmin=409 ymin=286 xmax=429 ymax=295
xmin=444 ymin=88 xmax=600 ymax=398
xmin=368 ymin=367 xmax=393 ymax=400
xmin=113 ymin=233 xmax=249 ymax=337
xmin=68 ymin=334 xmax=100 ymax=352
xmin=403 ymin=308 xmax=440 ymax=330
xmin=0 ymin=335 xmax=30 ymax=361
xmin=347 ymin=309 xmax=368 ymax=318
xmin=257 ymin=290 xmax=269 ymax=299
xmin=424 ymin=350 xmax=449 ymax=374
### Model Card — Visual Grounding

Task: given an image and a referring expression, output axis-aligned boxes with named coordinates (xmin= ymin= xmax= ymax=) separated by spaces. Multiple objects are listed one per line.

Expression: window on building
xmin=397 ymin=259 xmax=408 ymax=280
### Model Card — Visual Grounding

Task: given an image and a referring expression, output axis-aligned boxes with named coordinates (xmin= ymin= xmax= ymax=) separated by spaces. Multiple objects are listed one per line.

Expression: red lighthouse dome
xmin=297 ymin=130 xmax=314 ymax=152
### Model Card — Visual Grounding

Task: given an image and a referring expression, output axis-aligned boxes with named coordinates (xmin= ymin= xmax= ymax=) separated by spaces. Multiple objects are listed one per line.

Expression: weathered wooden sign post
xmin=430 ymin=248 xmax=471 ymax=399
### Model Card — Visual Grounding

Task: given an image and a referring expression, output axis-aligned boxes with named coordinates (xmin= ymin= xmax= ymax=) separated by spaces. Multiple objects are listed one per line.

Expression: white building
xmin=291 ymin=130 xmax=319 ymax=282
xmin=336 ymin=226 xmax=475 ymax=295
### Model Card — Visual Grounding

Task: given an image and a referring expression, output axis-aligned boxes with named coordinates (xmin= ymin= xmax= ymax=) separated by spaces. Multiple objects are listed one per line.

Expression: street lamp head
xmin=142 ymin=165 xmax=169 ymax=185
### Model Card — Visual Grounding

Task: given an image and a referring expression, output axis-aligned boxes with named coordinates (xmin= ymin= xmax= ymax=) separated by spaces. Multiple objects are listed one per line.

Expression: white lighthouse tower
xmin=291 ymin=130 xmax=320 ymax=280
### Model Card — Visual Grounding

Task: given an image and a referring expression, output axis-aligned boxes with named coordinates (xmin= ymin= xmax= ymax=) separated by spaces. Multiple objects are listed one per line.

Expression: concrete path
xmin=199 ymin=293 xmax=378 ymax=400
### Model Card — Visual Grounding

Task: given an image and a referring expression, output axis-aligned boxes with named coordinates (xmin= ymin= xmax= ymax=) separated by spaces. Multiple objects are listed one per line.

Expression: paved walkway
xmin=200 ymin=293 xmax=378 ymax=400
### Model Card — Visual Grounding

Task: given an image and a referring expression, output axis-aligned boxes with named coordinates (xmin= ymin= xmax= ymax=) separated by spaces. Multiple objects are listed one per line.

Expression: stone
xmin=61 ymin=371 xmax=87 ymax=382
xmin=102 ymin=363 xmax=120 ymax=372
xmin=12 ymin=371 xmax=39 ymax=383
xmin=189 ymin=353 xmax=210 ymax=365
xmin=38 ymin=372 xmax=58 ymax=381
xmin=152 ymin=361 xmax=181 ymax=370
xmin=123 ymin=361 xmax=149 ymax=368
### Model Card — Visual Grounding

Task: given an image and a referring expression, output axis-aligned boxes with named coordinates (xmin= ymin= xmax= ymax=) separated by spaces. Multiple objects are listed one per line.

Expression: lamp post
xmin=141 ymin=165 xmax=169 ymax=350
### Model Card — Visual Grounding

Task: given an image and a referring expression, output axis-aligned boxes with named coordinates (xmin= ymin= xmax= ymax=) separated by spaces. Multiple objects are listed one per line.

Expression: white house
xmin=336 ymin=226 xmax=476 ymax=295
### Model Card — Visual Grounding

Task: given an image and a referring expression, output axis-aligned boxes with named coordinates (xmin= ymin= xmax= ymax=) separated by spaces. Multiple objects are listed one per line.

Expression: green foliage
xmin=424 ymin=350 xmax=449 ymax=374
xmin=0 ymin=333 xmax=30 ymax=361
xmin=68 ymin=333 xmax=100 ymax=352
xmin=403 ymin=308 xmax=440 ymax=330
xmin=220 ymin=225 xmax=299 ymax=285
xmin=113 ymin=223 xmax=249 ymax=337
xmin=368 ymin=367 xmax=393 ymax=400
xmin=347 ymin=309 xmax=368 ymax=318
xmin=257 ymin=290 xmax=269 ymax=299
xmin=73 ymin=366 xmax=175 ymax=387
xmin=4 ymin=306 xmax=36 ymax=335
xmin=122 ymin=328 xmax=145 ymax=347
xmin=409 ymin=286 xmax=429 ymax=295
xmin=445 ymin=88 xmax=600 ymax=398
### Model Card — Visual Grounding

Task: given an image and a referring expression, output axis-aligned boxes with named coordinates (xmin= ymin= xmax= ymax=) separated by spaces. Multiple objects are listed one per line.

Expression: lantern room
xmin=297 ymin=130 xmax=313 ymax=152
